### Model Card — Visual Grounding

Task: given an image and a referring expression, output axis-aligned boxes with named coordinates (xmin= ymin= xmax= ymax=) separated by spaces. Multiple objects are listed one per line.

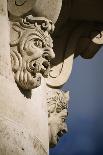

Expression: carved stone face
xmin=10 ymin=16 xmax=55 ymax=90
xmin=18 ymin=29 xmax=55 ymax=89
xmin=47 ymin=89 xmax=69 ymax=147
xmin=49 ymin=109 xmax=68 ymax=147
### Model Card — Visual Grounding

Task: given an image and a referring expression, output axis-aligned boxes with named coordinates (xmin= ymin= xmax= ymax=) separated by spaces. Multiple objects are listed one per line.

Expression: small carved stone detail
xmin=15 ymin=0 xmax=26 ymax=6
xmin=10 ymin=15 xmax=55 ymax=90
xmin=47 ymin=88 xmax=69 ymax=147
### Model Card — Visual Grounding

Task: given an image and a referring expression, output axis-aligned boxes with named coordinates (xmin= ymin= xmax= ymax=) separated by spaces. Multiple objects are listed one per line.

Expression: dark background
xmin=50 ymin=47 xmax=103 ymax=155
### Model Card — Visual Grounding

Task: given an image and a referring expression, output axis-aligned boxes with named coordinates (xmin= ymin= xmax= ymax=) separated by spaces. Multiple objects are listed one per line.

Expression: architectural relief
xmin=0 ymin=0 xmax=103 ymax=155
xmin=47 ymin=88 xmax=69 ymax=147
xmin=10 ymin=15 xmax=55 ymax=90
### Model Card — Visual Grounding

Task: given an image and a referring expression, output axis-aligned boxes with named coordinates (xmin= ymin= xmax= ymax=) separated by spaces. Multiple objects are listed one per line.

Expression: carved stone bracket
xmin=47 ymin=88 xmax=69 ymax=147
xmin=10 ymin=15 xmax=55 ymax=90
xmin=46 ymin=22 xmax=103 ymax=88
xmin=46 ymin=24 xmax=85 ymax=88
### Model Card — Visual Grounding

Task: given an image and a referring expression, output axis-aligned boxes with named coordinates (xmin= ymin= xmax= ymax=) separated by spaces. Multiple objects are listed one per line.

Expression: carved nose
xmin=43 ymin=47 xmax=55 ymax=60
xmin=62 ymin=129 xmax=67 ymax=134
xmin=62 ymin=124 xmax=68 ymax=133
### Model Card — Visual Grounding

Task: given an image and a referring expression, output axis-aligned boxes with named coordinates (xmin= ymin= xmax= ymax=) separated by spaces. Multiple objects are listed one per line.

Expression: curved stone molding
xmin=8 ymin=0 xmax=34 ymax=17
xmin=46 ymin=23 xmax=103 ymax=88
xmin=10 ymin=15 xmax=55 ymax=90
xmin=46 ymin=54 xmax=74 ymax=88
xmin=90 ymin=30 xmax=103 ymax=45
xmin=47 ymin=88 xmax=69 ymax=147
xmin=75 ymin=24 xmax=103 ymax=59
xmin=32 ymin=0 xmax=62 ymax=24
xmin=8 ymin=0 xmax=62 ymax=24
xmin=46 ymin=24 xmax=84 ymax=88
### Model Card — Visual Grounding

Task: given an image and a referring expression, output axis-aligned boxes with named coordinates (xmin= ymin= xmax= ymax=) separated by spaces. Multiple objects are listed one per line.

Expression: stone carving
xmin=46 ymin=24 xmax=86 ymax=88
xmin=8 ymin=0 xmax=34 ymax=17
xmin=46 ymin=22 xmax=103 ymax=88
xmin=47 ymin=88 xmax=69 ymax=147
xmin=10 ymin=15 xmax=55 ymax=90
xmin=8 ymin=0 xmax=62 ymax=24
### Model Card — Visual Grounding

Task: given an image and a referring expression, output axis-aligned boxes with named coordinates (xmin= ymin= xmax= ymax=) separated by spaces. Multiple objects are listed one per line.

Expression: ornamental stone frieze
xmin=47 ymin=88 xmax=69 ymax=147
xmin=10 ymin=15 xmax=55 ymax=90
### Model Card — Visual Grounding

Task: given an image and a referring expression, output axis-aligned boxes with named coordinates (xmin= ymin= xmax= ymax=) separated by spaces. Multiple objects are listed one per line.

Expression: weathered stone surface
xmin=0 ymin=76 xmax=48 ymax=155
xmin=0 ymin=0 xmax=14 ymax=81
xmin=32 ymin=0 xmax=62 ymax=23
xmin=10 ymin=15 xmax=55 ymax=90
xmin=1 ymin=1 xmax=103 ymax=155
xmin=0 ymin=1 xmax=54 ymax=154
xmin=47 ymin=88 xmax=69 ymax=147
xmin=8 ymin=0 xmax=62 ymax=24
xmin=8 ymin=0 xmax=34 ymax=17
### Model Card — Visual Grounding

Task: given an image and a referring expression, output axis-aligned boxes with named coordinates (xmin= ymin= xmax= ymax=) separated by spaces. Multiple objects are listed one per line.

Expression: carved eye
xmin=33 ymin=39 xmax=43 ymax=48
xmin=62 ymin=118 xmax=66 ymax=122
xmin=56 ymin=107 xmax=61 ymax=113
xmin=61 ymin=117 xmax=66 ymax=122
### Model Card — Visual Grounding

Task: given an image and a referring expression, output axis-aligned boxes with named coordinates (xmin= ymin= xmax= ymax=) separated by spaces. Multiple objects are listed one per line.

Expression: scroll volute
xmin=8 ymin=0 xmax=34 ymax=17
xmin=8 ymin=0 xmax=62 ymax=24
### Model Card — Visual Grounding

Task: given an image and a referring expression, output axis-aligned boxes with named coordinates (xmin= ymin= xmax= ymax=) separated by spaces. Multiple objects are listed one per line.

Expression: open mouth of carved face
xmin=57 ymin=130 xmax=65 ymax=138
xmin=28 ymin=57 xmax=50 ymax=78
xmin=50 ymin=129 xmax=65 ymax=148
xmin=50 ymin=126 xmax=67 ymax=148
xmin=40 ymin=60 xmax=50 ymax=77
xmin=15 ymin=56 xmax=51 ymax=90
xmin=55 ymin=130 xmax=65 ymax=143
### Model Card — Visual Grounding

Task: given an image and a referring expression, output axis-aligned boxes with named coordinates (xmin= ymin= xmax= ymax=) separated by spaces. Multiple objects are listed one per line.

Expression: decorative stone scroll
xmin=10 ymin=15 xmax=55 ymax=90
xmin=8 ymin=0 xmax=62 ymax=24
xmin=46 ymin=24 xmax=85 ymax=88
xmin=47 ymin=88 xmax=69 ymax=147
xmin=46 ymin=22 xmax=103 ymax=88
xmin=8 ymin=0 xmax=34 ymax=17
